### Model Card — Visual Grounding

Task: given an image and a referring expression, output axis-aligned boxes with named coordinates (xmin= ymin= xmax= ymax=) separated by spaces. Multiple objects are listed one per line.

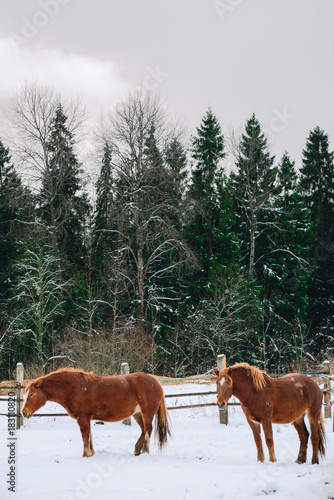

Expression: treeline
xmin=0 ymin=83 xmax=333 ymax=378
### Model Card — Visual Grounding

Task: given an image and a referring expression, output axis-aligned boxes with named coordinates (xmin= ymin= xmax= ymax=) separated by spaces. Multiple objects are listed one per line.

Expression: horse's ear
xmin=213 ymin=368 xmax=220 ymax=377
xmin=34 ymin=379 xmax=42 ymax=388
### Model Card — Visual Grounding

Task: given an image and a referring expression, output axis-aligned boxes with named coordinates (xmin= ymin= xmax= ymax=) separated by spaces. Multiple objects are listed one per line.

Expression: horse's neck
xmin=231 ymin=370 xmax=254 ymax=403
xmin=43 ymin=375 xmax=75 ymax=405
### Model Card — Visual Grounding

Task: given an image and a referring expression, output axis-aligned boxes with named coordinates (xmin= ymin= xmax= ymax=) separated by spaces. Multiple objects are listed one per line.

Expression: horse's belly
xmin=272 ymin=406 xmax=305 ymax=424
xmin=92 ymin=403 xmax=138 ymax=422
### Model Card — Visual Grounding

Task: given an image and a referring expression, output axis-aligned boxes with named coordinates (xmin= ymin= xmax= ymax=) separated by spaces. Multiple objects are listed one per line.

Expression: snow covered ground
xmin=1 ymin=383 xmax=333 ymax=500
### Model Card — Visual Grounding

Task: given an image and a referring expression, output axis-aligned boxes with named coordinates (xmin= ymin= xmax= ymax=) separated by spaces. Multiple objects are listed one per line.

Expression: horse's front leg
xmin=77 ymin=418 xmax=94 ymax=457
xmin=262 ymin=419 xmax=276 ymax=462
xmin=246 ymin=417 xmax=265 ymax=462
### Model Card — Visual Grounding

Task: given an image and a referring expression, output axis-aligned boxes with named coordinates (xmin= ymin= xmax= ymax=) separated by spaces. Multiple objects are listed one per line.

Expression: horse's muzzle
xmin=218 ymin=401 xmax=227 ymax=410
xmin=22 ymin=410 xmax=31 ymax=418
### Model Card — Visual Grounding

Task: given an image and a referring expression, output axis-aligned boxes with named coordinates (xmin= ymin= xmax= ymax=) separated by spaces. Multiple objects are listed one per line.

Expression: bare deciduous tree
xmin=98 ymin=90 xmax=192 ymax=336
xmin=5 ymin=82 xmax=88 ymax=259
xmin=5 ymin=81 xmax=86 ymax=183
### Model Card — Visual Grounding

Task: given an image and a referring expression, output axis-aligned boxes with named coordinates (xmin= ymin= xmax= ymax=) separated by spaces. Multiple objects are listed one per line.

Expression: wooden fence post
xmin=16 ymin=362 xmax=24 ymax=430
xmin=323 ymin=361 xmax=331 ymax=419
xmin=121 ymin=363 xmax=131 ymax=426
xmin=217 ymin=354 xmax=228 ymax=425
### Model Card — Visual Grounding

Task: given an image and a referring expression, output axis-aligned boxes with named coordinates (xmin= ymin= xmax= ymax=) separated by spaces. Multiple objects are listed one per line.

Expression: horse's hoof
xmin=83 ymin=450 xmax=95 ymax=457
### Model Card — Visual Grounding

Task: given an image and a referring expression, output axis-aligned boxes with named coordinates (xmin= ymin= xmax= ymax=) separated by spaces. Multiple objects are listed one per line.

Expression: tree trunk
xmin=137 ymin=246 xmax=146 ymax=336
xmin=249 ymin=221 xmax=255 ymax=275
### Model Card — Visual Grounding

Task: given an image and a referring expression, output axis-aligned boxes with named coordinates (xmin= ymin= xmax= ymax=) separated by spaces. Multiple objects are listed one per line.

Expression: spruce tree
xmin=93 ymin=142 xmax=114 ymax=262
xmin=183 ymin=107 xmax=243 ymax=328
xmin=0 ymin=139 xmax=32 ymax=303
xmin=164 ymin=137 xmax=188 ymax=212
xmin=91 ymin=141 xmax=125 ymax=327
xmin=0 ymin=139 xmax=36 ymax=376
xmin=190 ymin=108 xmax=225 ymax=241
xmin=232 ymin=113 xmax=276 ymax=276
xmin=257 ymin=152 xmax=312 ymax=369
xmin=39 ymin=103 xmax=89 ymax=268
xmin=300 ymin=126 xmax=334 ymax=349
xmin=300 ymin=126 xmax=334 ymax=241
xmin=187 ymin=108 xmax=226 ymax=271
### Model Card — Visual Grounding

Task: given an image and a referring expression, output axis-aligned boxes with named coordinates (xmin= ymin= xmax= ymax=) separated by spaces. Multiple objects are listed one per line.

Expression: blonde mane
xmin=230 ymin=363 xmax=267 ymax=391
xmin=52 ymin=367 xmax=97 ymax=383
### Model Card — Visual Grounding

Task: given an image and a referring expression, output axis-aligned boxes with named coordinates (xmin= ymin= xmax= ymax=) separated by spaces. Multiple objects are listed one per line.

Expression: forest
xmin=0 ymin=82 xmax=333 ymax=379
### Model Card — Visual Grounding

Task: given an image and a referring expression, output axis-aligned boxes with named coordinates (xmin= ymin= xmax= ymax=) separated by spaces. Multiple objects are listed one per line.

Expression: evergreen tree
xmin=164 ymin=137 xmax=188 ymax=217
xmin=142 ymin=126 xmax=191 ymax=343
xmin=93 ymin=142 xmax=115 ymax=263
xmin=0 ymin=139 xmax=38 ymax=376
xmin=144 ymin=124 xmax=166 ymax=196
xmin=178 ymin=108 xmax=251 ymax=370
xmin=190 ymin=107 xmax=225 ymax=253
xmin=0 ymin=139 xmax=32 ymax=304
xmin=186 ymin=108 xmax=234 ymax=292
xmin=300 ymin=126 xmax=334 ymax=349
xmin=300 ymin=126 xmax=334 ymax=242
xmin=39 ymin=103 xmax=90 ymax=268
xmin=232 ymin=113 xmax=276 ymax=276
xmin=91 ymin=141 xmax=127 ymax=329
xmin=257 ymin=152 xmax=312 ymax=369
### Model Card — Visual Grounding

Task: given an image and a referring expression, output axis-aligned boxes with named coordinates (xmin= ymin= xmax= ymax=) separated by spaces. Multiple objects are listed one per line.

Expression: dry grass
xmin=37 ymin=327 xmax=156 ymax=377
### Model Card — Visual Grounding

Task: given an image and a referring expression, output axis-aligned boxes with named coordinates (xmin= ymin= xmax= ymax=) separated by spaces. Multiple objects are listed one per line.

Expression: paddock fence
xmin=0 ymin=356 xmax=333 ymax=430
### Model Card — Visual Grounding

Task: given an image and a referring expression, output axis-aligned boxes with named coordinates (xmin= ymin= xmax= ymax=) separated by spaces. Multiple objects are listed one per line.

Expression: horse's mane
xmin=26 ymin=368 xmax=97 ymax=390
xmin=51 ymin=368 xmax=97 ymax=382
xmin=228 ymin=363 xmax=267 ymax=391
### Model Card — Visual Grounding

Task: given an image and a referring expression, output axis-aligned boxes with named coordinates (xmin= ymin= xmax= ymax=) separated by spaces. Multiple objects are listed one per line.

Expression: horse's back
xmin=95 ymin=372 xmax=164 ymax=401
xmin=275 ymin=373 xmax=322 ymax=398
xmin=270 ymin=373 xmax=322 ymax=423
xmin=93 ymin=372 xmax=162 ymax=396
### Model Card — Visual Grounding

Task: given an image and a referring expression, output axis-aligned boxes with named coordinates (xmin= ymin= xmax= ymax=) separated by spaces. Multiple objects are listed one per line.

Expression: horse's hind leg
xmin=77 ymin=418 xmax=94 ymax=457
xmin=246 ymin=418 xmax=265 ymax=462
xmin=293 ymin=414 xmax=309 ymax=464
xmin=141 ymin=412 xmax=154 ymax=454
xmin=139 ymin=406 xmax=158 ymax=454
xmin=133 ymin=397 xmax=161 ymax=455
xmin=133 ymin=411 xmax=145 ymax=455
xmin=308 ymin=413 xmax=320 ymax=464
xmin=132 ymin=410 xmax=154 ymax=454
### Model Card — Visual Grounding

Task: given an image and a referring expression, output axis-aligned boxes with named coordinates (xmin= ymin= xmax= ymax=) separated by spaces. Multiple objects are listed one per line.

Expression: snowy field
xmin=1 ymin=383 xmax=334 ymax=500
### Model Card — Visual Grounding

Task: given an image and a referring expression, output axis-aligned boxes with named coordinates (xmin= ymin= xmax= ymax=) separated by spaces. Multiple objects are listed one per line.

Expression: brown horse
xmin=214 ymin=363 xmax=326 ymax=464
xmin=22 ymin=368 xmax=171 ymax=457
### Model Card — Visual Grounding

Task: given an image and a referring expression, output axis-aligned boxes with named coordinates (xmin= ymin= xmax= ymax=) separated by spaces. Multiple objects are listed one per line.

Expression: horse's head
xmin=22 ymin=379 xmax=47 ymax=419
xmin=213 ymin=367 xmax=233 ymax=409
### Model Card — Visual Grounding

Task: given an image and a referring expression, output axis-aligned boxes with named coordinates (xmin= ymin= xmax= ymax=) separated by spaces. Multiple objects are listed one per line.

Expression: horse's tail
xmin=155 ymin=395 xmax=171 ymax=450
xmin=318 ymin=413 xmax=326 ymax=457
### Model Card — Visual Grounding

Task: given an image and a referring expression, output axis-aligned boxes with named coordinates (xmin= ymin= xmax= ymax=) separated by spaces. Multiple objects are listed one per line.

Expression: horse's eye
xmin=29 ymin=393 xmax=34 ymax=397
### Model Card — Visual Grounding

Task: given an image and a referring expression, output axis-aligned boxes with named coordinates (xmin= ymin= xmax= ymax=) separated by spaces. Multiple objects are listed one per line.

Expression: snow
xmin=1 ymin=383 xmax=334 ymax=500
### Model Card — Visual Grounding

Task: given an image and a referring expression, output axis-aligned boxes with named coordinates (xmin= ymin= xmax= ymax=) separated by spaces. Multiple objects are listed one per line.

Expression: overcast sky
xmin=1 ymin=0 xmax=334 ymax=169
